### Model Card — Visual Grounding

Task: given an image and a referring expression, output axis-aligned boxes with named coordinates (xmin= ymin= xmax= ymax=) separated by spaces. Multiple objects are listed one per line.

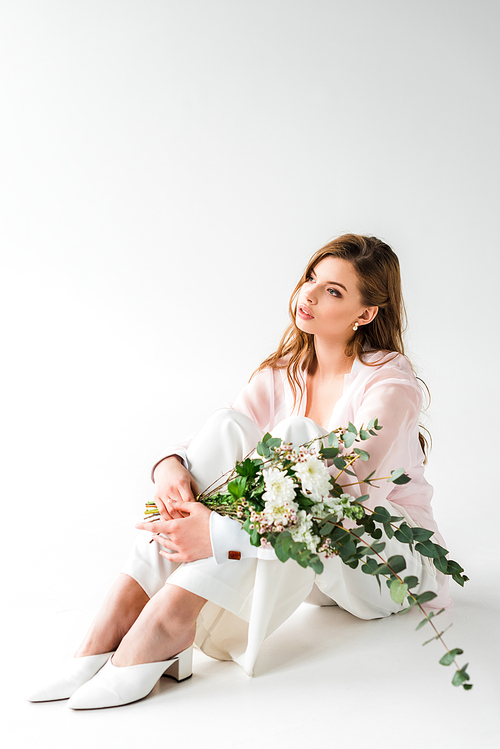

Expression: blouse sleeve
xmin=228 ymin=367 xmax=276 ymax=432
xmin=339 ymin=372 xmax=423 ymax=512
xmin=151 ymin=367 xmax=276 ymax=481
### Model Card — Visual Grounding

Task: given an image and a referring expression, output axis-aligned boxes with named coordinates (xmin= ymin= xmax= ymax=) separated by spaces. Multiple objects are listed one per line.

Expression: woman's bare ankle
xmin=74 ymin=574 xmax=150 ymax=657
xmin=112 ymin=625 xmax=196 ymax=667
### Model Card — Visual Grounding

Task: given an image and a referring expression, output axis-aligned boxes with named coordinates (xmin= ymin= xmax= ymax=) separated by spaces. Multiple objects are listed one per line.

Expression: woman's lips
xmin=297 ymin=304 xmax=314 ymax=320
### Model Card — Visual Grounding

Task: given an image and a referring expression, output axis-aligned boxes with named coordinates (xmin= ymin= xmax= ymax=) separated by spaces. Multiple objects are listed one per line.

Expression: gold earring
xmin=353 ymin=322 xmax=359 ymax=331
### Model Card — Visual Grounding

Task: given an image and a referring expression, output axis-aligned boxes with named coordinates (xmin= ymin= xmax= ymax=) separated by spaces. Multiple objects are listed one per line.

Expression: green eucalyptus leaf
xmin=274 ymin=540 xmax=291 ymax=563
xmin=311 ymin=556 xmax=324 ymax=574
xmin=353 ymin=448 xmax=369 ymax=461
xmin=394 ymin=523 xmax=414 ymax=544
xmin=452 ymin=664 xmax=470 ymax=687
xmin=413 ymin=590 xmax=438 ymax=604
xmin=367 ymin=417 xmax=376 ymax=430
xmin=374 ymin=563 xmax=392 ymax=576
xmin=297 ymin=495 xmax=315 ymax=508
xmin=434 ymin=556 xmax=449 ymax=574
xmin=320 ymin=447 xmax=339 ymax=459
xmin=415 ymin=540 xmax=443 ymax=558
xmin=403 ymin=575 xmax=419 ymax=589
xmin=386 ymin=555 xmax=407 ymax=574
xmin=328 ymin=431 xmax=339 ymax=448
xmin=439 ymin=648 xmax=463 ymax=665
xmin=415 ymin=609 xmax=444 ymax=630
xmin=361 ymin=558 xmax=378 ymax=574
xmin=338 ymin=540 xmax=357 ymax=559
xmin=371 ymin=506 xmax=391 ymax=523
xmin=397 ymin=598 xmax=419 ymax=615
xmin=389 ymin=469 xmax=411 ymax=485
xmin=350 ymin=526 xmax=365 ymax=537
xmin=389 ymin=579 xmax=408 ymax=604
xmin=463 ymin=683 xmax=473 ymax=691
xmin=412 ymin=527 xmax=434 ymax=543
xmin=320 ymin=521 xmax=335 ymax=535
xmin=256 ymin=442 xmax=271 ymax=458
xmin=416 ymin=617 xmax=429 ymax=631
xmin=359 ymin=430 xmax=371 ymax=441
xmin=266 ymin=437 xmax=282 ymax=449
xmin=333 ymin=457 xmax=347 ymax=470
xmin=355 ymin=494 xmax=370 ymax=504
xmin=363 ymin=541 xmax=386 ymax=555
xmin=250 ymin=528 xmax=261 ymax=547
xmin=446 ymin=559 xmax=465 ymax=574
xmin=383 ymin=522 xmax=395 ymax=539
xmin=362 ymin=470 xmax=377 ymax=486
xmin=348 ymin=422 xmax=358 ymax=434
xmin=342 ymin=431 xmax=356 ymax=448
xmin=291 ymin=540 xmax=307 ymax=557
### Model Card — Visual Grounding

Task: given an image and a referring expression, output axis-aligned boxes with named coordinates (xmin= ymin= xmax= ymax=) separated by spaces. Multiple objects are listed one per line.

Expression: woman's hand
xmin=153 ymin=455 xmax=200 ymax=520
xmin=135 ymin=502 xmax=213 ymax=563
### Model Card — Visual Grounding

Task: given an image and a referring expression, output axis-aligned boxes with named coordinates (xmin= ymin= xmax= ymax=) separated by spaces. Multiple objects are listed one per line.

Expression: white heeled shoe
xmin=67 ymin=645 xmax=193 ymax=710
xmin=27 ymin=651 xmax=115 ymax=702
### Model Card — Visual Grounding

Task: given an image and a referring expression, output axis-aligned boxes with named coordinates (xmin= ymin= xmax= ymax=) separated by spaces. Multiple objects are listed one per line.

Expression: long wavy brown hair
xmin=254 ymin=233 xmax=430 ymax=458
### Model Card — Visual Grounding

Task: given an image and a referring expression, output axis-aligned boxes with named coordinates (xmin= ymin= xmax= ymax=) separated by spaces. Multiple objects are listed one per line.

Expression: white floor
xmin=5 ymin=557 xmax=499 ymax=749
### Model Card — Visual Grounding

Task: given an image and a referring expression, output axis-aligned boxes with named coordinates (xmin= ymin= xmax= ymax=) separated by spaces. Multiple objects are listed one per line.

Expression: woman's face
xmin=295 ymin=256 xmax=377 ymax=344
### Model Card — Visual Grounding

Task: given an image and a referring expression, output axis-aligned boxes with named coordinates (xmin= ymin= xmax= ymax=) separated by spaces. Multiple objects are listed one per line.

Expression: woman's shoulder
xmin=355 ymin=351 xmax=423 ymax=411
xmin=359 ymin=350 xmax=419 ymax=384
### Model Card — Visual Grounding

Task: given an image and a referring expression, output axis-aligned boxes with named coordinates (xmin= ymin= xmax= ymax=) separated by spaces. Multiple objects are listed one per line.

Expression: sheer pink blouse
xmin=161 ymin=352 xmax=444 ymax=543
xmin=155 ymin=350 xmax=451 ymax=609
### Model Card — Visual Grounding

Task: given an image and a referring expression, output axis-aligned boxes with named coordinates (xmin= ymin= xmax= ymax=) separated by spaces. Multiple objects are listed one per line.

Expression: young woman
xmin=28 ymin=234 xmax=451 ymax=709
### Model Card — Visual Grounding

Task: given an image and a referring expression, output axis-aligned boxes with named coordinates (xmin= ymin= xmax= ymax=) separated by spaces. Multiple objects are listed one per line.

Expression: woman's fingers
xmin=153 ymin=495 xmax=168 ymax=514
xmin=135 ymin=518 xmax=173 ymax=534
xmin=151 ymin=534 xmax=180 ymax=552
xmin=136 ymin=502 xmax=213 ymax=564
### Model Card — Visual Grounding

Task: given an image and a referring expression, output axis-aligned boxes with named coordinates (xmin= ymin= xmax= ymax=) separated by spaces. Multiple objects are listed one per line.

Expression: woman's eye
xmin=327 ymin=288 xmax=341 ymax=298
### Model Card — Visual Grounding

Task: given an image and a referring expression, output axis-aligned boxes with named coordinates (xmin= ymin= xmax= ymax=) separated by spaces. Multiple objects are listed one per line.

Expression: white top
xmin=155 ymin=351 xmax=448 ymax=571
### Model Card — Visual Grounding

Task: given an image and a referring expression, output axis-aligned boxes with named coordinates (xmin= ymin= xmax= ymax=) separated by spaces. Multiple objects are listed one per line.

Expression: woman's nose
xmin=305 ymin=289 xmax=316 ymax=303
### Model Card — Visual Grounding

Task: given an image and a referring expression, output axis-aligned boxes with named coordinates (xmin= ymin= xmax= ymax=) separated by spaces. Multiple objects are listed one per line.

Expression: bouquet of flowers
xmin=145 ymin=419 xmax=471 ymax=690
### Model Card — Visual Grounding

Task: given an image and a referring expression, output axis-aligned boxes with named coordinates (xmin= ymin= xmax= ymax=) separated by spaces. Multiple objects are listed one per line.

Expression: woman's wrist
xmin=153 ymin=455 xmax=183 ymax=483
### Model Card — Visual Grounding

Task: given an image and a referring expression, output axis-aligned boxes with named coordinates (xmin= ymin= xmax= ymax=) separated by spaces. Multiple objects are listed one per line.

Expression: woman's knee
xmin=202 ymin=408 xmax=252 ymax=431
xmin=272 ymin=415 xmax=327 ymax=445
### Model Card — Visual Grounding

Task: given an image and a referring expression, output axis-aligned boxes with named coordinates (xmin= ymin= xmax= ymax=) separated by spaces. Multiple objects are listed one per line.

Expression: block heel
xmin=162 ymin=645 xmax=193 ymax=681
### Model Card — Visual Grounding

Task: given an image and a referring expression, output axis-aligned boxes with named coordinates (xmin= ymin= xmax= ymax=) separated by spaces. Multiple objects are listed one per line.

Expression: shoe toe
xmin=68 ymin=680 xmax=119 ymax=710
xmin=67 ymin=659 xmax=172 ymax=710
xmin=27 ymin=680 xmax=70 ymax=702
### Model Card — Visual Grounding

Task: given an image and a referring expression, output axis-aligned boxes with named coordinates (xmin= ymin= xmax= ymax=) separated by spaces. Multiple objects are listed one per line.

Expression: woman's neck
xmin=311 ymin=337 xmax=355 ymax=379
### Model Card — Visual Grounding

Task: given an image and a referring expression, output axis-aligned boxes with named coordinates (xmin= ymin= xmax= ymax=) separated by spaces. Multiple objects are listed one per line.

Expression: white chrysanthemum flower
xmin=294 ymin=453 xmax=332 ymax=501
xmin=261 ymin=466 xmax=298 ymax=528
xmin=262 ymin=466 xmax=297 ymax=503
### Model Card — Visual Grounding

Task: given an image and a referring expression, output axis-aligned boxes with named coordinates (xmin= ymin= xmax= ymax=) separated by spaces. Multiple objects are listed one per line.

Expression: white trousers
xmin=122 ymin=409 xmax=440 ymax=676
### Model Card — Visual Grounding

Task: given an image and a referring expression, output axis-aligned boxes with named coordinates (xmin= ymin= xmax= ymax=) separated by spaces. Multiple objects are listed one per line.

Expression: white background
xmin=1 ymin=1 xmax=499 ymax=746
